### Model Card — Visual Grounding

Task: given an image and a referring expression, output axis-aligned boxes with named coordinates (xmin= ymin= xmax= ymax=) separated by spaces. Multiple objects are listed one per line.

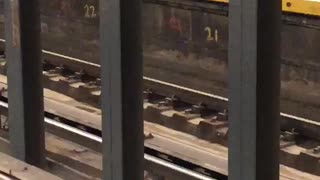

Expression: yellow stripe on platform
xmin=282 ymin=0 xmax=320 ymax=16
xmin=208 ymin=0 xmax=320 ymax=16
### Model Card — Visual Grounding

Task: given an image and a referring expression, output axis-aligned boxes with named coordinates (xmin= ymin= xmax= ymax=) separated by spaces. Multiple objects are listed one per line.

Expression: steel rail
xmin=0 ymin=100 xmax=216 ymax=180
xmin=0 ymin=173 xmax=16 ymax=180
xmin=144 ymin=76 xmax=320 ymax=128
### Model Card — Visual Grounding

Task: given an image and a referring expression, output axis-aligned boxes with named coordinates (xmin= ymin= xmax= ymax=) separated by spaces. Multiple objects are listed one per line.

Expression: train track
xmin=0 ymin=89 xmax=319 ymax=179
xmin=0 ymin=39 xmax=319 ymax=176
xmin=0 ymin=46 xmax=317 ymax=141
xmin=0 ymin=72 xmax=318 ymax=179
xmin=0 ymin=99 xmax=222 ymax=180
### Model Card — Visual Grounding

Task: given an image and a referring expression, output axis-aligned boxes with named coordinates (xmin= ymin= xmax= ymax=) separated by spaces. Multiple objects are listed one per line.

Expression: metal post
xmin=4 ymin=0 xmax=45 ymax=167
xmin=228 ymin=0 xmax=281 ymax=180
xmin=100 ymin=0 xmax=143 ymax=179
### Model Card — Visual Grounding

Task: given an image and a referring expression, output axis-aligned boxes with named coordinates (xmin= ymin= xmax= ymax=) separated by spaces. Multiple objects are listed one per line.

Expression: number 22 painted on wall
xmin=84 ymin=4 xmax=97 ymax=18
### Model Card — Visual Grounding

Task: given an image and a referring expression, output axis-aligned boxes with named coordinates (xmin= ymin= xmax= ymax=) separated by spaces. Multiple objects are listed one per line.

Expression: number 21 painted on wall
xmin=204 ymin=26 xmax=218 ymax=42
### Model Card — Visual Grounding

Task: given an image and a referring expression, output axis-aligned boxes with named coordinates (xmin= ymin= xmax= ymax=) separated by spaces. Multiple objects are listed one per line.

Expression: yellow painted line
xmin=208 ymin=0 xmax=320 ymax=16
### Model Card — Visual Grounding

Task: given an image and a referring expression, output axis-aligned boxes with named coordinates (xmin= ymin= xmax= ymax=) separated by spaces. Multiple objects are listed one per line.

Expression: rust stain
xmin=11 ymin=0 xmax=20 ymax=47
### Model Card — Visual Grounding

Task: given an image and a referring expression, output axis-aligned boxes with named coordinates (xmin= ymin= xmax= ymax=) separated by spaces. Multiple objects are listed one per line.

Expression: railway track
xmin=0 ymin=90 xmax=318 ymax=179
xmin=0 ymin=71 xmax=317 ymax=179
xmin=0 ymin=39 xmax=319 ymax=176
xmin=0 ymin=58 xmax=318 ymax=177
xmin=0 ymin=50 xmax=318 ymax=141
xmin=0 ymin=99 xmax=222 ymax=180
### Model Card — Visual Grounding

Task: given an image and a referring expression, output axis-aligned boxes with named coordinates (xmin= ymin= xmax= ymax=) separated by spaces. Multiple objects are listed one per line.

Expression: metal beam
xmin=228 ymin=0 xmax=281 ymax=180
xmin=99 ymin=0 xmax=143 ymax=179
xmin=4 ymin=0 xmax=45 ymax=167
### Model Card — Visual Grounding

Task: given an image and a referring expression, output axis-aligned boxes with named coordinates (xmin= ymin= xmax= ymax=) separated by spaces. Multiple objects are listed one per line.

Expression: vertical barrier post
xmin=228 ymin=0 xmax=281 ymax=179
xmin=4 ymin=0 xmax=45 ymax=167
xmin=100 ymin=0 xmax=143 ymax=179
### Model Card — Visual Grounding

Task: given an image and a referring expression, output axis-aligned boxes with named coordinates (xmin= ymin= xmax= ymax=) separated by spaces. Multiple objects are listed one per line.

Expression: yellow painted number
xmin=204 ymin=26 xmax=218 ymax=42
xmin=84 ymin=5 xmax=97 ymax=18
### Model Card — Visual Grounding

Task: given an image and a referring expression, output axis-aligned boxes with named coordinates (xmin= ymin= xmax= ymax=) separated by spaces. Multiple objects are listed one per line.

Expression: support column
xmin=228 ymin=0 xmax=281 ymax=180
xmin=4 ymin=0 xmax=45 ymax=167
xmin=100 ymin=0 xmax=143 ymax=179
